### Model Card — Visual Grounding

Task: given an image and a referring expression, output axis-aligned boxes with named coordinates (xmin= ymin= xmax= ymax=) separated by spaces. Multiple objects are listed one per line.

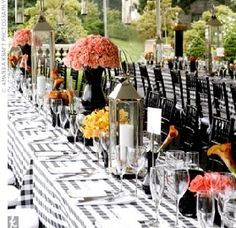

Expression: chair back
xmin=153 ymin=67 xmax=166 ymax=97
xmin=159 ymin=97 xmax=176 ymax=140
xmin=196 ymin=77 xmax=213 ymax=125
xmin=230 ymin=84 xmax=236 ymax=115
xmin=212 ymin=82 xmax=230 ymax=120
xmin=70 ymin=68 xmax=79 ymax=91
xmin=170 ymin=69 xmax=184 ymax=109
xmin=127 ymin=62 xmax=137 ymax=90
xmin=185 ymin=72 xmax=197 ymax=106
xmin=57 ymin=62 xmax=67 ymax=89
xmin=139 ymin=64 xmax=152 ymax=97
xmin=181 ymin=104 xmax=200 ymax=151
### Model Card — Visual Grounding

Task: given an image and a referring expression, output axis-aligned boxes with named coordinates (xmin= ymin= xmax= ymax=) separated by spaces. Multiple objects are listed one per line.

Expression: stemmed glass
xmin=127 ymin=146 xmax=146 ymax=197
xmin=149 ymin=165 xmax=166 ymax=227
xmin=185 ymin=151 xmax=200 ymax=170
xmin=100 ymin=130 xmax=110 ymax=173
xmin=197 ymin=190 xmax=215 ymax=228
xmin=49 ymin=98 xmax=63 ymax=129
xmin=173 ymin=168 xmax=190 ymax=227
xmin=93 ymin=130 xmax=102 ymax=162
xmin=115 ymin=145 xmax=128 ymax=195
xmin=69 ymin=112 xmax=79 ymax=146
xmin=58 ymin=104 xmax=69 ymax=133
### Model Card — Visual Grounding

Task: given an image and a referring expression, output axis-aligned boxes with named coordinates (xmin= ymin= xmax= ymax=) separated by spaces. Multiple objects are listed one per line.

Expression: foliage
xmin=80 ymin=2 xmax=103 ymax=35
xmin=224 ymin=24 xmax=236 ymax=61
xmin=107 ymin=10 xmax=130 ymax=40
xmin=138 ymin=0 xmax=148 ymax=14
xmin=135 ymin=0 xmax=180 ymax=41
xmin=185 ymin=36 xmax=205 ymax=59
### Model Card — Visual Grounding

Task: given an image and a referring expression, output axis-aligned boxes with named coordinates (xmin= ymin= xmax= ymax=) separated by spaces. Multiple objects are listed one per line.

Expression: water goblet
xmin=173 ymin=168 xmax=190 ymax=227
xmin=149 ymin=165 xmax=166 ymax=227
xmin=127 ymin=146 xmax=146 ymax=197
xmin=197 ymin=190 xmax=215 ymax=228
xmin=49 ymin=98 xmax=63 ymax=129
xmin=115 ymin=145 xmax=128 ymax=195
xmin=185 ymin=151 xmax=200 ymax=170
xmin=165 ymin=150 xmax=185 ymax=170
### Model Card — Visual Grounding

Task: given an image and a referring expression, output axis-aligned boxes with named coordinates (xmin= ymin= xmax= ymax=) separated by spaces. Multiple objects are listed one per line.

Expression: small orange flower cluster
xmin=82 ymin=107 xmax=129 ymax=139
xmin=8 ymin=55 xmax=22 ymax=69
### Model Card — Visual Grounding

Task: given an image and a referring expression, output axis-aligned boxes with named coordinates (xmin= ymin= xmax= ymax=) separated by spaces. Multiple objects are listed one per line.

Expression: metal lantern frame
xmin=206 ymin=10 xmax=222 ymax=75
xmin=15 ymin=0 xmax=24 ymax=24
xmin=108 ymin=80 xmax=144 ymax=167
xmin=31 ymin=0 xmax=55 ymax=85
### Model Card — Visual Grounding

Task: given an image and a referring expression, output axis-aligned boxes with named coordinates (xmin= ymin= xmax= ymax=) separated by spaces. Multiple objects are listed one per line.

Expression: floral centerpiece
xmin=82 ymin=106 xmax=128 ymax=138
xmin=64 ymin=34 xmax=120 ymax=112
xmin=64 ymin=34 xmax=119 ymax=70
xmin=12 ymin=28 xmax=41 ymax=69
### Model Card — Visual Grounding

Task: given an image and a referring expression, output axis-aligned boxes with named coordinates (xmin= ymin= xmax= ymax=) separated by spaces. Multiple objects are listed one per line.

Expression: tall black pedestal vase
xmin=81 ymin=67 xmax=106 ymax=114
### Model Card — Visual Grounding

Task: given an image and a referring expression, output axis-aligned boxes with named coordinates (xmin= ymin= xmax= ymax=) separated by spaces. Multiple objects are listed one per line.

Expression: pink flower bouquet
xmin=12 ymin=28 xmax=41 ymax=47
xmin=189 ymin=172 xmax=236 ymax=193
xmin=64 ymin=34 xmax=120 ymax=70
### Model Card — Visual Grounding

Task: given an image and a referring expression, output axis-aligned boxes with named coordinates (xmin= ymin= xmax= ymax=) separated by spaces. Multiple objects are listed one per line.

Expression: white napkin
xmin=16 ymin=121 xmax=43 ymax=131
xmin=67 ymin=189 xmax=107 ymax=198
xmin=25 ymin=132 xmax=55 ymax=143
xmin=113 ymin=207 xmax=149 ymax=222
xmin=48 ymin=164 xmax=88 ymax=174
xmin=95 ymin=217 xmax=141 ymax=228
xmin=76 ymin=194 xmax=136 ymax=206
xmin=56 ymin=171 xmax=109 ymax=181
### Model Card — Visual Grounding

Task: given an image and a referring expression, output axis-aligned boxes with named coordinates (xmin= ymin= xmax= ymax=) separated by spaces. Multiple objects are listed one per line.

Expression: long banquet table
xmin=7 ymin=90 xmax=202 ymax=228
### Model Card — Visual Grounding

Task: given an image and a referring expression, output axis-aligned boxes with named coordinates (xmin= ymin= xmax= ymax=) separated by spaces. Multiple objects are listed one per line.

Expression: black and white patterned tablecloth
xmin=7 ymin=91 xmax=200 ymax=228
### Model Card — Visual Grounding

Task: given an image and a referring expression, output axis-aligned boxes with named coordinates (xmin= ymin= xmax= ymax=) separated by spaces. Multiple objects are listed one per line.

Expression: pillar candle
xmin=37 ymin=76 xmax=46 ymax=96
xmin=119 ymin=124 xmax=134 ymax=161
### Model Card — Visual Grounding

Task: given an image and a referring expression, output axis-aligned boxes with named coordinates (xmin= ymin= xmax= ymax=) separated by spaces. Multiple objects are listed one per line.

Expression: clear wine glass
xmin=100 ymin=130 xmax=111 ymax=173
xmin=165 ymin=150 xmax=185 ymax=170
xmin=93 ymin=130 xmax=102 ymax=162
xmin=214 ymin=172 xmax=236 ymax=228
xmin=173 ymin=168 xmax=190 ymax=227
xmin=115 ymin=145 xmax=128 ymax=196
xmin=58 ymin=104 xmax=69 ymax=132
xmin=69 ymin=112 xmax=79 ymax=147
xmin=149 ymin=165 xmax=166 ymax=227
xmin=127 ymin=146 xmax=146 ymax=197
xmin=197 ymin=190 xmax=215 ymax=228
xmin=49 ymin=98 xmax=63 ymax=129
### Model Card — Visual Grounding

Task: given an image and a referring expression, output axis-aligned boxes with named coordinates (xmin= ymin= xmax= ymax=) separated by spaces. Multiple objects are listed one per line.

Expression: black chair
xmin=170 ymin=69 xmax=185 ymax=110
xmin=180 ymin=104 xmax=200 ymax=151
xmin=185 ymin=72 xmax=197 ymax=106
xmin=159 ymin=97 xmax=176 ymax=141
xmin=206 ymin=116 xmax=235 ymax=172
xmin=212 ymin=81 xmax=230 ymax=120
xmin=153 ymin=67 xmax=166 ymax=97
xmin=230 ymin=84 xmax=236 ymax=115
xmin=57 ymin=62 xmax=67 ymax=89
xmin=139 ymin=64 xmax=152 ymax=97
xmin=196 ymin=77 xmax=213 ymax=127
xmin=70 ymin=68 xmax=79 ymax=91
xmin=127 ymin=62 xmax=137 ymax=90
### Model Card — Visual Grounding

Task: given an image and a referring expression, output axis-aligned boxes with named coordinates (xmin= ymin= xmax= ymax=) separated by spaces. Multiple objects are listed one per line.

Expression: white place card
xmin=147 ymin=107 xmax=162 ymax=135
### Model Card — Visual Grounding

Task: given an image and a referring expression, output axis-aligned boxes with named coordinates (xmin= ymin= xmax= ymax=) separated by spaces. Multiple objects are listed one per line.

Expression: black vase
xmin=179 ymin=169 xmax=204 ymax=218
xmin=81 ymin=67 xmax=106 ymax=113
xmin=20 ymin=44 xmax=31 ymax=67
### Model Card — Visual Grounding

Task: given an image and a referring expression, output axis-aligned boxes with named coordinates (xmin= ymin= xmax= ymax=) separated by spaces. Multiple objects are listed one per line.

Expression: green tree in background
xmin=80 ymin=1 xmax=103 ymax=35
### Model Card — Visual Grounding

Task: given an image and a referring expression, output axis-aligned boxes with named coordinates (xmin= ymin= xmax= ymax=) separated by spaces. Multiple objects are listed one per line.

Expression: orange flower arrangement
xmin=208 ymin=143 xmax=236 ymax=178
xmin=82 ymin=107 xmax=128 ymax=139
xmin=8 ymin=54 xmax=22 ymax=69
xmin=156 ymin=125 xmax=179 ymax=154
